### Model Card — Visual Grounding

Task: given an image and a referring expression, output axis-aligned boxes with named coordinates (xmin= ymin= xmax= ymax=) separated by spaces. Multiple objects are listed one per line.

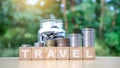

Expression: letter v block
xmin=83 ymin=47 xmax=95 ymax=60
xmin=57 ymin=47 xmax=69 ymax=60
xmin=70 ymin=47 xmax=82 ymax=60
xmin=19 ymin=47 xmax=32 ymax=60
xmin=32 ymin=47 xmax=45 ymax=60
xmin=45 ymin=47 xmax=56 ymax=60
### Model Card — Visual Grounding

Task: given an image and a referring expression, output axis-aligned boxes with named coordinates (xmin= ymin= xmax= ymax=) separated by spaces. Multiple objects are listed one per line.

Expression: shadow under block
xmin=45 ymin=47 xmax=57 ymax=60
xmin=57 ymin=47 xmax=69 ymax=60
xmin=19 ymin=47 xmax=32 ymax=60
xmin=32 ymin=47 xmax=45 ymax=60
xmin=82 ymin=47 xmax=95 ymax=60
xmin=70 ymin=47 xmax=82 ymax=60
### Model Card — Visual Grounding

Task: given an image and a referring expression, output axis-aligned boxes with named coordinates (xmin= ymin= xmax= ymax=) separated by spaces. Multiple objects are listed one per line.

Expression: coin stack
xmin=82 ymin=28 xmax=95 ymax=47
xmin=68 ymin=34 xmax=82 ymax=47
xmin=46 ymin=40 xmax=55 ymax=47
xmin=21 ymin=44 xmax=32 ymax=47
xmin=34 ymin=42 xmax=44 ymax=47
xmin=56 ymin=38 xmax=69 ymax=47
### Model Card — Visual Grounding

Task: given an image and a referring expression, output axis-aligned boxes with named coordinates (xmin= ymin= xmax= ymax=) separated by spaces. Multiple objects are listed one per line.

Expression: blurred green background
xmin=0 ymin=0 xmax=120 ymax=57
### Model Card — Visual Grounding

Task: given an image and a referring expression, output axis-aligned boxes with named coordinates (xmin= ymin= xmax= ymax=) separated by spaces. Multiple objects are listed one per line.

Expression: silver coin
xmin=82 ymin=28 xmax=95 ymax=47
xmin=68 ymin=34 xmax=82 ymax=47
xmin=21 ymin=44 xmax=32 ymax=47
xmin=34 ymin=42 xmax=44 ymax=47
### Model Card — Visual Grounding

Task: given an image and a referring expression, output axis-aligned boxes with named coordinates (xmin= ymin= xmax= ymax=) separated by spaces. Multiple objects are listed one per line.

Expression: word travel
xmin=19 ymin=47 xmax=95 ymax=60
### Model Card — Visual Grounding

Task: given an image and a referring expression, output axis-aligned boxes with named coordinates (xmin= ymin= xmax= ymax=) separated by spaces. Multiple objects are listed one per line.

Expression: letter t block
xmin=19 ymin=47 xmax=32 ymax=60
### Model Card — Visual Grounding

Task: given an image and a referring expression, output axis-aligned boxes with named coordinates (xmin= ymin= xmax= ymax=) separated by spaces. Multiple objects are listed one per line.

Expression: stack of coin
xmin=46 ymin=40 xmax=55 ymax=47
xmin=21 ymin=44 xmax=32 ymax=47
xmin=68 ymin=34 xmax=82 ymax=47
xmin=82 ymin=28 xmax=95 ymax=47
xmin=56 ymin=38 xmax=69 ymax=47
xmin=34 ymin=42 xmax=44 ymax=47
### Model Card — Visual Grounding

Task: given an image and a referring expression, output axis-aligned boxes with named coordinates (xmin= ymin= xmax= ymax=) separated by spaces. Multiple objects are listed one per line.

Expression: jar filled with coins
xmin=38 ymin=19 xmax=66 ymax=46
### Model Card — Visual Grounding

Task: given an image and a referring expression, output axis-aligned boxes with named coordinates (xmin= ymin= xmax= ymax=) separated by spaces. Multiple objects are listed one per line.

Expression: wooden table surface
xmin=0 ymin=57 xmax=120 ymax=68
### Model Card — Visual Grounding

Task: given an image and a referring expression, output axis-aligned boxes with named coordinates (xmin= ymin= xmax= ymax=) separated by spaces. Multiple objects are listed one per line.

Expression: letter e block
xmin=32 ymin=47 xmax=45 ymax=60
xmin=45 ymin=47 xmax=56 ymax=60
xmin=83 ymin=47 xmax=95 ymax=60
xmin=19 ymin=47 xmax=32 ymax=60
xmin=70 ymin=47 xmax=82 ymax=60
xmin=57 ymin=47 xmax=69 ymax=60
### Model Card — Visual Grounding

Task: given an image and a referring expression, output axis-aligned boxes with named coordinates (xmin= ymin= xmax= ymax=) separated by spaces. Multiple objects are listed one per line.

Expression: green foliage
xmin=67 ymin=0 xmax=120 ymax=56
xmin=0 ymin=0 xmax=120 ymax=56
xmin=105 ymin=32 xmax=119 ymax=46
xmin=0 ymin=0 xmax=60 ymax=56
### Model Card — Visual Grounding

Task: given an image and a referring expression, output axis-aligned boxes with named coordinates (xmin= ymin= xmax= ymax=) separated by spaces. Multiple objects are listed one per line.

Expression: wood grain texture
xmin=82 ymin=47 xmax=95 ymax=60
xmin=70 ymin=47 xmax=82 ymax=60
xmin=32 ymin=47 xmax=45 ymax=60
xmin=19 ymin=47 xmax=32 ymax=60
xmin=57 ymin=47 xmax=69 ymax=60
xmin=45 ymin=47 xmax=57 ymax=60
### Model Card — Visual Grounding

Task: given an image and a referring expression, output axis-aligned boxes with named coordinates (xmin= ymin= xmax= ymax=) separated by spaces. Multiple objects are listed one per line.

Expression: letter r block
xmin=19 ymin=47 xmax=32 ymax=60
xmin=32 ymin=47 xmax=45 ymax=60
xmin=45 ymin=47 xmax=56 ymax=60
xmin=70 ymin=47 xmax=82 ymax=60
xmin=57 ymin=47 xmax=69 ymax=60
xmin=83 ymin=47 xmax=95 ymax=60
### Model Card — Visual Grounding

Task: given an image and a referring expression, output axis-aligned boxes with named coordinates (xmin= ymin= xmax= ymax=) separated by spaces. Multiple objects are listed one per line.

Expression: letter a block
xmin=70 ymin=47 xmax=82 ymax=60
xmin=57 ymin=47 xmax=69 ymax=60
xmin=45 ymin=47 xmax=56 ymax=60
xmin=32 ymin=47 xmax=45 ymax=60
xmin=19 ymin=47 xmax=32 ymax=60
xmin=83 ymin=47 xmax=95 ymax=60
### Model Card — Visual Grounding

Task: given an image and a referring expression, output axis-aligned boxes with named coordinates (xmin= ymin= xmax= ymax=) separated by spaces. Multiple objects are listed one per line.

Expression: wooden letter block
xmin=19 ymin=47 xmax=32 ymax=60
xmin=70 ymin=47 xmax=82 ymax=60
xmin=83 ymin=47 xmax=95 ymax=60
xmin=57 ymin=47 xmax=69 ymax=60
xmin=45 ymin=47 xmax=56 ymax=60
xmin=32 ymin=47 xmax=45 ymax=60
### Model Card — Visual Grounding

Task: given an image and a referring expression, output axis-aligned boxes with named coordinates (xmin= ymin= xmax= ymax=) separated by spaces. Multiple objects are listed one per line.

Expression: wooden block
xmin=70 ymin=47 xmax=82 ymax=60
xmin=19 ymin=47 xmax=32 ymax=60
xmin=57 ymin=47 xmax=69 ymax=60
xmin=45 ymin=47 xmax=56 ymax=60
xmin=32 ymin=47 xmax=45 ymax=60
xmin=82 ymin=47 xmax=95 ymax=60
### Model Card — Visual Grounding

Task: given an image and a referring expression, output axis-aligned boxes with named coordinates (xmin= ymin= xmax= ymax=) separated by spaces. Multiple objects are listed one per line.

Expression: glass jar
xmin=38 ymin=19 xmax=66 ymax=46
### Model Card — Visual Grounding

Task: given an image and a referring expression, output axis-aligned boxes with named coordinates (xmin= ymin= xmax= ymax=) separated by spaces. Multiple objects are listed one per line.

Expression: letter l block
xmin=83 ymin=47 xmax=95 ymax=60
